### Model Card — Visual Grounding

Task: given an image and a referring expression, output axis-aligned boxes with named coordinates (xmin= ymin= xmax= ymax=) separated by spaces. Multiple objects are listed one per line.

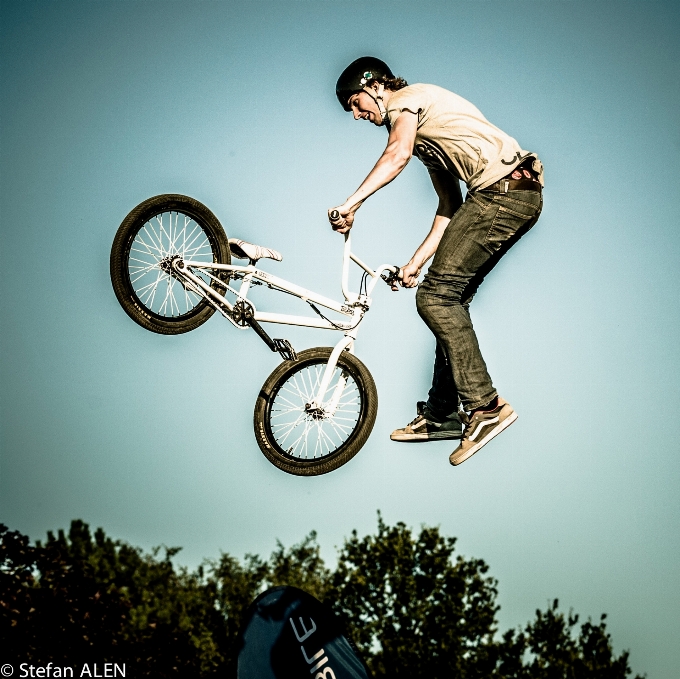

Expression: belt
xmin=479 ymin=177 xmax=542 ymax=193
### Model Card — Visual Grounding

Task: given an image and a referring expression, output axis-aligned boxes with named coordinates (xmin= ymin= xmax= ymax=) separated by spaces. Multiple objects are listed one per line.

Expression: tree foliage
xmin=0 ymin=519 xmax=643 ymax=678
xmin=327 ymin=516 xmax=500 ymax=677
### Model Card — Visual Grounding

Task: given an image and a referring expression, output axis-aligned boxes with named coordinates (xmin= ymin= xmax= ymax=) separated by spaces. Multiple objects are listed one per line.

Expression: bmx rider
xmin=329 ymin=57 xmax=544 ymax=466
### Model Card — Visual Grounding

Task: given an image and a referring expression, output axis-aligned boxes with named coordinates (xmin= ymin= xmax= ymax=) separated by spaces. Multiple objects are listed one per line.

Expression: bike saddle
xmin=228 ymin=239 xmax=283 ymax=263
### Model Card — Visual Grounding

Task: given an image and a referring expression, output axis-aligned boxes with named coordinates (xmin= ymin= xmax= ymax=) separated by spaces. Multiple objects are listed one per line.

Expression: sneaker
xmin=390 ymin=402 xmax=463 ymax=442
xmin=449 ymin=398 xmax=517 ymax=465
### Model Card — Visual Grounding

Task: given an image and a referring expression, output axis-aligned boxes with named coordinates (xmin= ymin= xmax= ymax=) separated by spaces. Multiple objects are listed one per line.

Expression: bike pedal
xmin=273 ymin=338 xmax=297 ymax=361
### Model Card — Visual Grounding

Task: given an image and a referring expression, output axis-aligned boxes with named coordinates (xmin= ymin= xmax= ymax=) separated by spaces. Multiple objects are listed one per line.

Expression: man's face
xmin=348 ymin=91 xmax=382 ymax=126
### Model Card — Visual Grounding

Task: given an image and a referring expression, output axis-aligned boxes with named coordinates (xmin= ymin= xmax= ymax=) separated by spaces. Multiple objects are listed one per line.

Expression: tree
xmin=1 ymin=522 xmax=129 ymax=665
xmin=327 ymin=514 xmax=500 ymax=678
xmin=0 ymin=519 xmax=644 ymax=678
xmin=501 ymin=599 xmax=639 ymax=679
xmin=0 ymin=521 xmax=227 ymax=676
xmin=325 ymin=515 xmax=642 ymax=679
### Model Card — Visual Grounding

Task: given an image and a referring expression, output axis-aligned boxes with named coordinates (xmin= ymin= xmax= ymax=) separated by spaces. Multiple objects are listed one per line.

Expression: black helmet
xmin=336 ymin=56 xmax=395 ymax=111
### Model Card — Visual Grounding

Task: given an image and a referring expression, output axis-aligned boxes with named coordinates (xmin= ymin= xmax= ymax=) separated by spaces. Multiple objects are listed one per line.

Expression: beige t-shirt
xmin=386 ymin=83 xmax=543 ymax=191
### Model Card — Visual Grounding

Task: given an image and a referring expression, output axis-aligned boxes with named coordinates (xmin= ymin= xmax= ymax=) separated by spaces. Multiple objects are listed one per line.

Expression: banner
xmin=237 ymin=586 xmax=370 ymax=679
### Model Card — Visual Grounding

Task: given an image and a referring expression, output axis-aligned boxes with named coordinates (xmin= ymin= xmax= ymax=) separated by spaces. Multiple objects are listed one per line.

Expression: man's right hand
xmin=397 ymin=261 xmax=422 ymax=289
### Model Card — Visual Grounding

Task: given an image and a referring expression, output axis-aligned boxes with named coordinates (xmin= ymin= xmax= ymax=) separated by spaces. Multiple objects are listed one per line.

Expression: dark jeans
xmin=416 ymin=188 xmax=543 ymax=415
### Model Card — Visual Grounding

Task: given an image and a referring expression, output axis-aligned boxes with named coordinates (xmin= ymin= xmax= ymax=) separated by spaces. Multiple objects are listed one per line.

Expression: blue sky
xmin=1 ymin=1 xmax=679 ymax=676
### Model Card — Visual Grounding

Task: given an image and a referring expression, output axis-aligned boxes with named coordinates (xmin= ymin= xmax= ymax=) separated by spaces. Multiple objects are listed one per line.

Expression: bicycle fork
xmin=306 ymin=334 xmax=355 ymax=417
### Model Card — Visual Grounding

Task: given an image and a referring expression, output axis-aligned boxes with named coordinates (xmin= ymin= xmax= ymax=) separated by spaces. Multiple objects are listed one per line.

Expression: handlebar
xmin=381 ymin=266 xmax=401 ymax=288
xmin=331 ymin=213 xmax=403 ymax=296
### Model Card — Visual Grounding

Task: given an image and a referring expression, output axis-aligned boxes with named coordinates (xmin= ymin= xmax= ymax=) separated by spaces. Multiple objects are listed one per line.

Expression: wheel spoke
xmin=138 ymin=223 xmax=164 ymax=258
xmin=127 ymin=210 xmax=216 ymax=318
xmin=269 ymin=360 xmax=362 ymax=461
xmin=133 ymin=227 xmax=163 ymax=257
xmin=140 ymin=270 xmax=164 ymax=309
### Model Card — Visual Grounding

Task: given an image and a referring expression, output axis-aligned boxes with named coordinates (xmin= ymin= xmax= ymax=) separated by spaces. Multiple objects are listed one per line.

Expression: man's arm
xmin=398 ymin=169 xmax=463 ymax=288
xmin=328 ymin=111 xmax=418 ymax=233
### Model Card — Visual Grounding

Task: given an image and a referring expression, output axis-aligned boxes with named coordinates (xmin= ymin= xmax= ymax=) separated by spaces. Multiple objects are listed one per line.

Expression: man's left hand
xmin=328 ymin=204 xmax=355 ymax=233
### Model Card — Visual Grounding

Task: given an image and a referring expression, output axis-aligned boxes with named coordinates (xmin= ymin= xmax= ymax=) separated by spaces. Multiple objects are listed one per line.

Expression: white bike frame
xmin=171 ymin=233 xmax=397 ymax=412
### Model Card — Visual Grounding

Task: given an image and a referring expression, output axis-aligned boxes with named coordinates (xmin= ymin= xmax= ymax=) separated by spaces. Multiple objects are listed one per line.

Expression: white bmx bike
xmin=110 ymin=194 xmax=400 ymax=476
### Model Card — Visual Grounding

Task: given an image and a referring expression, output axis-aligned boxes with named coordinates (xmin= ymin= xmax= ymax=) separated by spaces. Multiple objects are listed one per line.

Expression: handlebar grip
xmin=330 ymin=210 xmax=340 ymax=221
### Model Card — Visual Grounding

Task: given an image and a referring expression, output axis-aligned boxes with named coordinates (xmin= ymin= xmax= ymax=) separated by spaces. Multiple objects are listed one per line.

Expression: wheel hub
xmin=159 ymin=254 xmax=183 ymax=275
xmin=305 ymin=403 xmax=326 ymax=420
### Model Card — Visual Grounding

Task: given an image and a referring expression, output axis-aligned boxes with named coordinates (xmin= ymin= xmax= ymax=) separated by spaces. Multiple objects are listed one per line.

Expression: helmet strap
xmin=363 ymin=83 xmax=388 ymax=125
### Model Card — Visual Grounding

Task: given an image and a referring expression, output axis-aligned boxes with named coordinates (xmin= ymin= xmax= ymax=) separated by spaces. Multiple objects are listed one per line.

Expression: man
xmin=329 ymin=57 xmax=544 ymax=466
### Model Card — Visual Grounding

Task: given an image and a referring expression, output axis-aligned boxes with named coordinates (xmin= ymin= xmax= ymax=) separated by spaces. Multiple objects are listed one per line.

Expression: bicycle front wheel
xmin=254 ymin=348 xmax=378 ymax=476
xmin=110 ymin=194 xmax=231 ymax=335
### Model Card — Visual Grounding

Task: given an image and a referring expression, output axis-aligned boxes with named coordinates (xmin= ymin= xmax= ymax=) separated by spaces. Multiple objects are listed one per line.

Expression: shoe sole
xmin=449 ymin=411 xmax=518 ymax=466
xmin=390 ymin=431 xmax=462 ymax=442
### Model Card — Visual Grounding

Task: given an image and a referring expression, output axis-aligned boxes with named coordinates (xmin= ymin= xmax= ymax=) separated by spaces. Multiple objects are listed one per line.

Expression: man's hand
xmin=328 ymin=204 xmax=356 ymax=234
xmin=397 ymin=261 xmax=421 ymax=289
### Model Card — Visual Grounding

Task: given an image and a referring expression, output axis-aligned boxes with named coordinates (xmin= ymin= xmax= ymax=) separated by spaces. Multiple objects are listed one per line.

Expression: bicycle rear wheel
xmin=110 ymin=194 xmax=230 ymax=334
xmin=254 ymin=347 xmax=378 ymax=476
